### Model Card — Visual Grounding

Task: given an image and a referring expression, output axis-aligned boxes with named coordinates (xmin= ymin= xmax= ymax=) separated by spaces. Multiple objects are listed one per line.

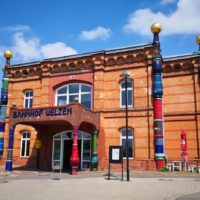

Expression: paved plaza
xmin=0 ymin=169 xmax=200 ymax=200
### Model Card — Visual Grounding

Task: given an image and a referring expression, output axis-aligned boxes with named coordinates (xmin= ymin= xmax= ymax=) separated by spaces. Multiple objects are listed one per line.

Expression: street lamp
xmin=120 ymin=71 xmax=130 ymax=181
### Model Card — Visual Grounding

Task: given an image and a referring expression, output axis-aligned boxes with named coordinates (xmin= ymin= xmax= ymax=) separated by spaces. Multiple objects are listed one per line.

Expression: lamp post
xmin=120 ymin=71 xmax=130 ymax=181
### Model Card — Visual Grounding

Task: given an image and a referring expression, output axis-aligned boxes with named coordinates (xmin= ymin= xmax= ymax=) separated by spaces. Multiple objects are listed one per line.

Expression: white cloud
xmin=160 ymin=0 xmax=177 ymax=5
xmin=2 ymin=28 xmax=77 ymax=63
xmin=12 ymin=32 xmax=41 ymax=61
xmin=79 ymin=26 xmax=111 ymax=41
xmin=5 ymin=25 xmax=30 ymax=32
xmin=41 ymin=42 xmax=77 ymax=58
xmin=123 ymin=0 xmax=200 ymax=35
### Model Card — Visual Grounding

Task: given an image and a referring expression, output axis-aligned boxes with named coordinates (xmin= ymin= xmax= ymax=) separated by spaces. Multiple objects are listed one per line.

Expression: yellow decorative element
xmin=35 ymin=139 xmax=42 ymax=149
xmin=196 ymin=35 xmax=200 ymax=44
xmin=4 ymin=50 xmax=13 ymax=59
xmin=151 ymin=23 xmax=162 ymax=33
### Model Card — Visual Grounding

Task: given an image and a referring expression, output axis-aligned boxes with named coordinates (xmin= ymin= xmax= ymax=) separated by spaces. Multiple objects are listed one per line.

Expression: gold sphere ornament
xmin=196 ymin=35 xmax=200 ymax=45
xmin=151 ymin=23 xmax=162 ymax=33
xmin=4 ymin=50 xmax=13 ymax=59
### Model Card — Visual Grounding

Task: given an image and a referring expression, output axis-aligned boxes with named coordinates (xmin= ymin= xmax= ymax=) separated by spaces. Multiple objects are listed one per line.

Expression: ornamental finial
xmin=151 ymin=23 xmax=162 ymax=34
xmin=196 ymin=35 xmax=200 ymax=45
xmin=4 ymin=50 xmax=13 ymax=60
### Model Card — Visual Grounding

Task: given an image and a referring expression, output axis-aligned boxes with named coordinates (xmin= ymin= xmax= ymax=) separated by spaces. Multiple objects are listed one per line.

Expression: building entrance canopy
xmin=6 ymin=103 xmax=100 ymax=173
xmin=9 ymin=103 xmax=100 ymax=130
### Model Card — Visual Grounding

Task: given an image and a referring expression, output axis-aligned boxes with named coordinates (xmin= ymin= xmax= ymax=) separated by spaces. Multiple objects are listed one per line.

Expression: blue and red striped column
xmin=0 ymin=50 xmax=12 ymax=161
xmin=151 ymin=23 xmax=165 ymax=169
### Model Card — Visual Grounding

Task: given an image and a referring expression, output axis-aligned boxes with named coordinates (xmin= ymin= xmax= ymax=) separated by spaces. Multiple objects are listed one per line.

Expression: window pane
xmin=57 ymin=87 xmax=67 ymax=94
xmin=69 ymin=84 xmax=79 ymax=93
xmin=26 ymin=132 xmax=30 ymax=138
xmin=29 ymin=91 xmax=33 ymax=97
xmin=127 ymin=81 xmax=133 ymax=88
xmin=121 ymin=90 xmax=132 ymax=106
xmin=25 ymin=91 xmax=30 ymax=97
xmin=122 ymin=129 xmax=133 ymax=137
xmin=128 ymin=90 xmax=132 ymax=105
xmin=81 ymin=85 xmax=91 ymax=92
xmin=128 ymin=139 xmax=133 ymax=157
xmin=25 ymin=99 xmax=29 ymax=108
xmin=69 ymin=95 xmax=79 ymax=103
xmin=121 ymin=81 xmax=132 ymax=89
xmin=121 ymin=82 xmax=125 ymax=89
xmin=29 ymin=99 xmax=33 ymax=108
xmin=81 ymin=94 xmax=91 ymax=109
xmin=55 ymin=134 xmax=61 ymax=139
xmin=21 ymin=141 xmax=25 ymax=156
xmin=57 ymin=96 xmax=67 ymax=106
xmin=122 ymin=139 xmax=133 ymax=158
xmin=26 ymin=141 xmax=30 ymax=156
xmin=122 ymin=139 xmax=126 ymax=157
xmin=121 ymin=91 xmax=126 ymax=106
xmin=53 ymin=140 xmax=61 ymax=160
xmin=83 ymin=140 xmax=91 ymax=160
xmin=78 ymin=132 xmax=82 ymax=139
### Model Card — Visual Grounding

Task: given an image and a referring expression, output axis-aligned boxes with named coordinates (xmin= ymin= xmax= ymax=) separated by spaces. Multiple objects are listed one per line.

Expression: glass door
xmin=82 ymin=139 xmax=91 ymax=169
xmin=52 ymin=131 xmax=91 ymax=171
xmin=52 ymin=139 xmax=62 ymax=170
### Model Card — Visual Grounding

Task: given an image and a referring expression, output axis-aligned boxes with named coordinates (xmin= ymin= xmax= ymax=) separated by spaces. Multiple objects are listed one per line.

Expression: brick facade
xmin=1 ymin=43 xmax=200 ymax=171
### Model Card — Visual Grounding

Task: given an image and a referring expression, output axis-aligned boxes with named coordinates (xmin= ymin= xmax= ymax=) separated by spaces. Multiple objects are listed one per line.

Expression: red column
xmin=70 ymin=125 xmax=80 ymax=175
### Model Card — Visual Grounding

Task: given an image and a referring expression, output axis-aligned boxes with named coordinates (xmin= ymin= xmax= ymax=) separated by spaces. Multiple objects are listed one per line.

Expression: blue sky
xmin=0 ymin=0 xmax=200 ymax=68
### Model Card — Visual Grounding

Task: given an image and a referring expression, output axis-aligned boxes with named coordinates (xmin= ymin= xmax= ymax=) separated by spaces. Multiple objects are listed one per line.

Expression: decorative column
xmin=151 ymin=23 xmax=165 ymax=169
xmin=91 ymin=130 xmax=98 ymax=170
xmin=196 ymin=35 xmax=200 ymax=158
xmin=70 ymin=125 xmax=80 ymax=175
xmin=0 ymin=50 xmax=12 ymax=160
xmin=5 ymin=126 xmax=15 ymax=171
xmin=34 ymin=138 xmax=42 ymax=169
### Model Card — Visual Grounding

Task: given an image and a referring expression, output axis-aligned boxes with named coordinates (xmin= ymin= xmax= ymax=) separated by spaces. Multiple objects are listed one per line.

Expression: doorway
xmin=52 ymin=131 xmax=91 ymax=171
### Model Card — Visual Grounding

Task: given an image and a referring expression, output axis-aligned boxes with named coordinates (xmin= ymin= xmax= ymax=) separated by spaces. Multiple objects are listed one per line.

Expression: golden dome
xmin=151 ymin=23 xmax=162 ymax=33
xmin=196 ymin=35 xmax=200 ymax=44
xmin=4 ymin=50 xmax=13 ymax=59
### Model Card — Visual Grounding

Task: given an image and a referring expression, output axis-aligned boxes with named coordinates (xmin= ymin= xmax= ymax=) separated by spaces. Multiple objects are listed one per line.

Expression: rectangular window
xmin=24 ymin=90 xmax=33 ymax=108
xmin=120 ymin=80 xmax=133 ymax=107
xmin=21 ymin=131 xmax=31 ymax=157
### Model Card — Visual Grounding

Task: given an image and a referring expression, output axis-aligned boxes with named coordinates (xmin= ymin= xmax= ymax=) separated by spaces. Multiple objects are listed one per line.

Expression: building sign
xmin=109 ymin=146 xmax=123 ymax=164
xmin=12 ymin=107 xmax=72 ymax=119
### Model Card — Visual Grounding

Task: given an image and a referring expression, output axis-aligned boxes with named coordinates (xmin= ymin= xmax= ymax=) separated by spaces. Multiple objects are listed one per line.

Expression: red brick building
xmin=1 ymin=30 xmax=200 ymax=173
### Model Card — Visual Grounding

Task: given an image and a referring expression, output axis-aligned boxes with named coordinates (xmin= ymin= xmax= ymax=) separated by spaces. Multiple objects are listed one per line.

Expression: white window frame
xmin=55 ymin=83 xmax=92 ymax=109
xmin=20 ymin=131 xmax=31 ymax=157
xmin=24 ymin=90 xmax=33 ymax=108
xmin=120 ymin=80 xmax=133 ymax=108
xmin=120 ymin=128 xmax=134 ymax=159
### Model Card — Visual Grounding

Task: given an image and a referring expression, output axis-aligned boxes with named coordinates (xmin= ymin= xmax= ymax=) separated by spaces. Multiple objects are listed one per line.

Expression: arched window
xmin=120 ymin=80 xmax=133 ymax=107
xmin=21 ymin=131 xmax=31 ymax=157
xmin=56 ymin=83 xmax=92 ymax=109
xmin=120 ymin=128 xmax=134 ymax=158
xmin=24 ymin=90 xmax=33 ymax=108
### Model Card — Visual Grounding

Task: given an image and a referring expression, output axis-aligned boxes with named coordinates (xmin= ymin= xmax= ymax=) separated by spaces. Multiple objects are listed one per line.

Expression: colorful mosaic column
xmin=0 ymin=50 xmax=12 ymax=161
xmin=70 ymin=125 xmax=80 ymax=175
xmin=151 ymin=23 xmax=165 ymax=169
xmin=5 ymin=127 xmax=15 ymax=171
xmin=91 ymin=130 xmax=98 ymax=170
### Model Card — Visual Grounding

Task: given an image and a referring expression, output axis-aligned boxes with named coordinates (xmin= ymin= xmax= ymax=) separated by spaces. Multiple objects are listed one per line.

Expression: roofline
xmin=9 ymin=43 xmax=153 ymax=68
xmin=163 ymin=52 xmax=200 ymax=62
xmin=8 ymin=44 xmax=199 ymax=68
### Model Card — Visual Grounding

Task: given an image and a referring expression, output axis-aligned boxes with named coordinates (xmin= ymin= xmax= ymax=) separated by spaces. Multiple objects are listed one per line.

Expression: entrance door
xmin=63 ymin=140 xmax=72 ymax=171
xmin=52 ymin=131 xmax=91 ymax=171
